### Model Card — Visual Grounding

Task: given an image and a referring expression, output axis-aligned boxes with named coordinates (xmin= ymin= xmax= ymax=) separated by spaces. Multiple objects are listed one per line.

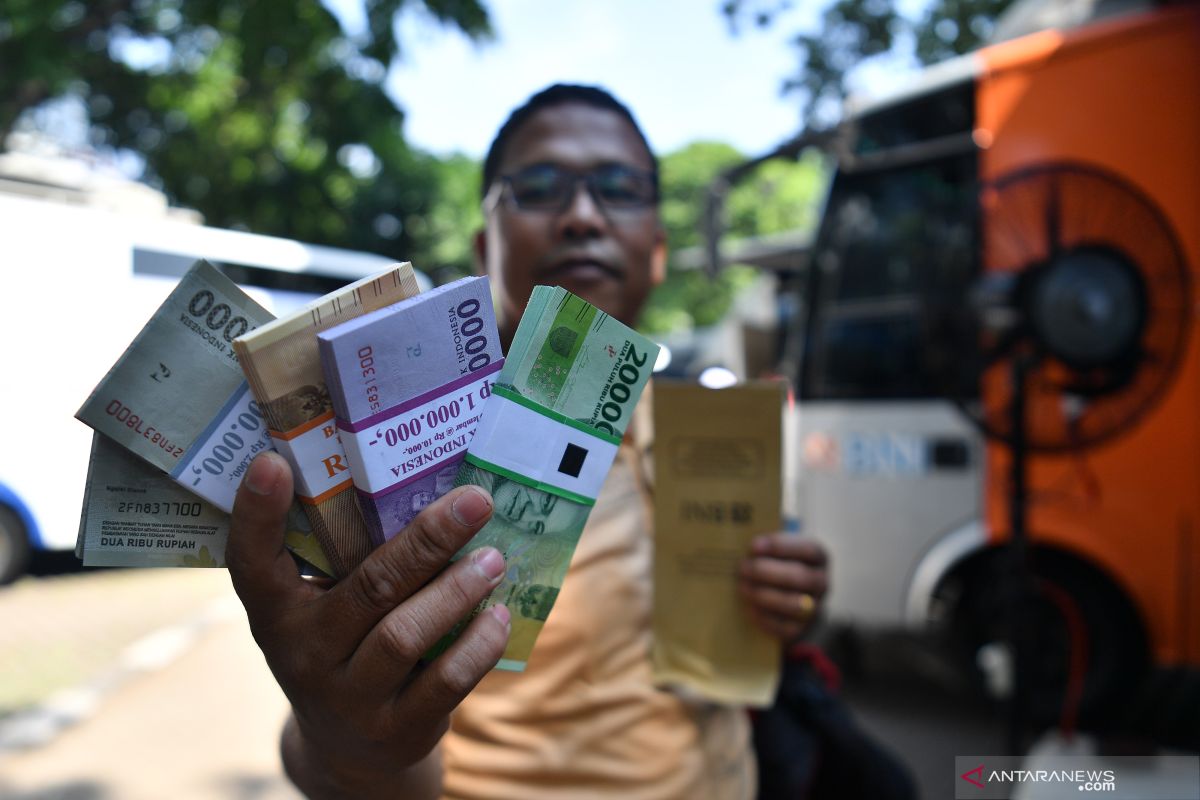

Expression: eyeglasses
xmin=491 ymin=163 xmax=658 ymax=213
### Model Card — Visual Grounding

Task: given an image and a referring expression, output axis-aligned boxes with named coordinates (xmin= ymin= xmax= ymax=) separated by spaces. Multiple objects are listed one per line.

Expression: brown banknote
xmin=233 ymin=264 xmax=421 ymax=576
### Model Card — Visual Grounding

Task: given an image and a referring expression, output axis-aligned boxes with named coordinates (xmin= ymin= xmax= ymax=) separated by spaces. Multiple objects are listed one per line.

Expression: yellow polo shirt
xmin=441 ymin=447 xmax=755 ymax=800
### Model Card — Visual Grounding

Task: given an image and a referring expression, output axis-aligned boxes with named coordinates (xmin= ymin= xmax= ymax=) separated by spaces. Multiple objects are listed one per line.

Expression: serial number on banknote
xmin=116 ymin=501 xmax=205 ymax=516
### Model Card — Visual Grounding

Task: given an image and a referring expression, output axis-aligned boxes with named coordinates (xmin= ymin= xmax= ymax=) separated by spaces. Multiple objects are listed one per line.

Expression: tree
xmin=642 ymin=0 xmax=1018 ymax=337
xmin=0 ymin=0 xmax=491 ymax=264
xmin=723 ymin=0 xmax=1016 ymax=127
xmin=412 ymin=153 xmax=485 ymax=283
xmin=640 ymin=141 xmax=825 ymax=335
xmin=644 ymin=0 xmax=1018 ymax=337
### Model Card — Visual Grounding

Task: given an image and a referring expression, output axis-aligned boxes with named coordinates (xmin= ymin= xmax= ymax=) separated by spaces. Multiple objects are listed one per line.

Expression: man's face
xmin=476 ymin=103 xmax=666 ymax=339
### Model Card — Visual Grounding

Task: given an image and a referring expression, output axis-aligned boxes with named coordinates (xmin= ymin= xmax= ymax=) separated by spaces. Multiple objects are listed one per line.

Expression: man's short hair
xmin=481 ymin=83 xmax=658 ymax=202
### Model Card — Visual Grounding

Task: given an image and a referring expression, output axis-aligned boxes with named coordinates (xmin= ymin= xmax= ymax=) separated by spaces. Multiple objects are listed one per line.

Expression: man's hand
xmin=738 ymin=534 xmax=829 ymax=643
xmin=226 ymin=452 xmax=510 ymax=799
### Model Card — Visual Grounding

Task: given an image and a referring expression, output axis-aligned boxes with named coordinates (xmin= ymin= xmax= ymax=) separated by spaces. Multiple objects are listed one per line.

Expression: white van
xmin=0 ymin=178 xmax=417 ymax=582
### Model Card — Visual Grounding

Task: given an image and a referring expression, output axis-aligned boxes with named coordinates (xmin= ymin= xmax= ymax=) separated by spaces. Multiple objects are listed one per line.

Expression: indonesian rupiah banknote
xmin=76 ymin=260 xmax=275 ymax=507
xmin=233 ymin=263 xmax=421 ymax=577
xmin=436 ymin=285 xmax=660 ymax=671
xmin=317 ymin=276 xmax=503 ymax=545
xmin=74 ymin=260 xmax=332 ymax=574
xmin=77 ymin=431 xmax=330 ymax=570
xmin=78 ymin=431 xmax=227 ymax=567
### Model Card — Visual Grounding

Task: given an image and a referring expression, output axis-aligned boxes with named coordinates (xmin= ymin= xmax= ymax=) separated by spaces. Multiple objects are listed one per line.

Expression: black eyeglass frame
xmin=486 ymin=162 xmax=660 ymax=214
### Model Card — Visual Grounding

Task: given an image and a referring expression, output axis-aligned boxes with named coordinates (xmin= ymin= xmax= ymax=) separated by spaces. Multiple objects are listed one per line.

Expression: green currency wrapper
xmin=437 ymin=286 xmax=659 ymax=671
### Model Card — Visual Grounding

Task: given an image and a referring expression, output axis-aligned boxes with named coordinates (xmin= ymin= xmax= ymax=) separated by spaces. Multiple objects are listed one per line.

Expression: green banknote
xmin=440 ymin=286 xmax=660 ymax=671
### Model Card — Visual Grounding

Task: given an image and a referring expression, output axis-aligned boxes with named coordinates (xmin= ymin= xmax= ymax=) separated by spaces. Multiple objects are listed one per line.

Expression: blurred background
xmin=2 ymin=0 xmax=1198 ymax=797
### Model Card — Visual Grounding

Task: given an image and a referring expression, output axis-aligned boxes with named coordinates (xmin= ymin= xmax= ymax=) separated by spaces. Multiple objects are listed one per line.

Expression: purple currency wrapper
xmin=317 ymin=276 xmax=503 ymax=545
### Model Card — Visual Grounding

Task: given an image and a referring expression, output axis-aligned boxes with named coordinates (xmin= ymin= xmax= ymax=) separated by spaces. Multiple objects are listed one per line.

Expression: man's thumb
xmin=227 ymin=452 xmax=302 ymax=614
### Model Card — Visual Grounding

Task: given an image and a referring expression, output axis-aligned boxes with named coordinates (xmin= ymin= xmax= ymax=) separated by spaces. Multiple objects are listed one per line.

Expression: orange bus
xmin=781 ymin=2 xmax=1199 ymax=735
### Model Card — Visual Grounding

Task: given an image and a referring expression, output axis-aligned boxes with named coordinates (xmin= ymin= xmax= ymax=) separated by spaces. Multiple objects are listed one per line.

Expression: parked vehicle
xmin=0 ymin=169 xmax=411 ymax=583
xmin=772 ymin=3 xmax=1198 ymax=727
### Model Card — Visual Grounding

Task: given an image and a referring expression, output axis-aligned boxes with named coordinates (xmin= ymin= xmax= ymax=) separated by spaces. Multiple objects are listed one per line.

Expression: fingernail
xmin=244 ymin=452 xmax=281 ymax=496
xmin=491 ymin=604 xmax=511 ymax=629
xmin=752 ymin=536 xmax=770 ymax=554
xmin=473 ymin=547 xmax=505 ymax=581
xmin=452 ymin=487 xmax=492 ymax=526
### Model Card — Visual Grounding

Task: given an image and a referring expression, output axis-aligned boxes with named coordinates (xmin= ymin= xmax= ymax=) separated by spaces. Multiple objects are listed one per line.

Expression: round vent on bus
xmin=962 ymin=163 xmax=1190 ymax=451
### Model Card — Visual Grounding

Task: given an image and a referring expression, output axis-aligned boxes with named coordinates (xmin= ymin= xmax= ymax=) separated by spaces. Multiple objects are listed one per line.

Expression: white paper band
xmin=465 ymin=390 xmax=620 ymax=505
xmin=338 ymin=370 xmax=498 ymax=496
xmin=170 ymin=383 xmax=274 ymax=512
xmin=269 ymin=412 xmax=353 ymax=503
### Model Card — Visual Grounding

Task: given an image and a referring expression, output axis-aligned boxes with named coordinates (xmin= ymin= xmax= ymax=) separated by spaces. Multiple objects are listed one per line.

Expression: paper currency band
xmin=170 ymin=382 xmax=275 ymax=513
xmin=336 ymin=359 xmax=503 ymax=434
xmin=464 ymin=386 xmax=621 ymax=506
xmin=338 ymin=364 xmax=502 ymax=496
xmin=269 ymin=410 xmax=353 ymax=504
xmin=269 ymin=409 xmax=335 ymax=440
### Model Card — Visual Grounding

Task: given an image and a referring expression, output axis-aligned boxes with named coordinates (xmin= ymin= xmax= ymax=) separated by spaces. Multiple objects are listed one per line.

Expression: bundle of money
xmin=440 ymin=285 xmax=660 ymax=671
xmin=77 ymin=431 xmax=328 ymax=569
xmin=77 ymin=431 xmax=228 ymax=568
xmin=317 ymin=276 xmax=503 ymax=545
xmin=233 ymin=264 xmax=421 ymax=576
xmin=75 ymin=260 xmax=332 ymax=574
xmin=77 ymin=261 xmax=276 ymax=509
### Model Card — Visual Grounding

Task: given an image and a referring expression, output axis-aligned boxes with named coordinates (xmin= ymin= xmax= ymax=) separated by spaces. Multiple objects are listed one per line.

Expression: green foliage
xmin=640 ymin=142 xmax=826 ymax=335
xmin=414 ymin=153 xmax=485 ymax=282
xmin=0 ymin=0 xmax=491 ymax=265
xmin=657 ymin=141 xmax=739 ymax=253
xmin=724 ymin=0 xmax=1015 ymax=126
xmin=400 ymin=140 xmax=825 ymax=333
xmin=0 ymin=1 xmax=837 ymax=334
xmin=641 ymin=0 xmax=1018 ymax=336
xmin=726 ymin=154 xmax=824 ymax=241
xmin=913 ymin=0 xmax=1012 ymax=64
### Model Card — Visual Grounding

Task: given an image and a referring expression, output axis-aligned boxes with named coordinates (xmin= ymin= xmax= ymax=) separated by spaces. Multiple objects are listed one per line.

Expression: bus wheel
xmin=0 ymin=505 xmax=31 ymax=585
xmin=945 ymin=550 xmax=1147 ymax=729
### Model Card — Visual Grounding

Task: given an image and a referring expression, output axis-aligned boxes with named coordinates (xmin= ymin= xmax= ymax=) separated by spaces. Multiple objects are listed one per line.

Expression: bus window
xmin=852 ymin=82 xmax=975 ymax=156
xmin=799 ymin=153 xmax=979 ymax=401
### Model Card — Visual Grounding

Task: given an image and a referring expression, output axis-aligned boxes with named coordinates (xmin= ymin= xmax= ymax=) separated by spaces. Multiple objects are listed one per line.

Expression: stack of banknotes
xmin=232 ymin=265 xmax=421 ymax=576
xmin=75 ymin=261 xmax=333 ymax=574
xmin=317 ymin=276 xmax=504 ymax=546
xmin=75 ymin=262 xmax=657 ymax=668
xmin=435 ymin=285 xmax=660 ymax=670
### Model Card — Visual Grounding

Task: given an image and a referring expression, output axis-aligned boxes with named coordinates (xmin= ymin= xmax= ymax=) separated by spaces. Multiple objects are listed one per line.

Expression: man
xmin=227 ymin=84 xmax=829 ymax=799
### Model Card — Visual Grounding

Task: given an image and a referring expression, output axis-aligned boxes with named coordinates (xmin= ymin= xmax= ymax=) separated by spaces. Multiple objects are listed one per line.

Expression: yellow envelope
xmin=651 ymin=380 xmax=783 ymax=707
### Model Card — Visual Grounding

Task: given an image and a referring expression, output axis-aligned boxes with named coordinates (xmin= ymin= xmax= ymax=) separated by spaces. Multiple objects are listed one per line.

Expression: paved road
xmin=822 ymin=628 xmax=1200 ymax=799
xmin=834 ymin=630 xmax=1003 ymax=798
xmin=0 ymin=568 xmax=1002 ymax=800
xmin=3 ymin=569 xmax=1189 ymax=799
xmin=0 ymin=569 xmax=300 ymax=800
